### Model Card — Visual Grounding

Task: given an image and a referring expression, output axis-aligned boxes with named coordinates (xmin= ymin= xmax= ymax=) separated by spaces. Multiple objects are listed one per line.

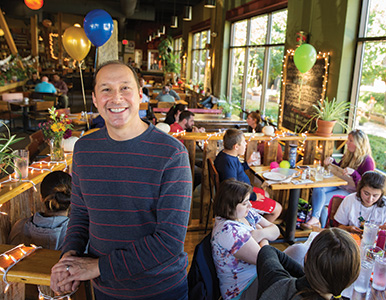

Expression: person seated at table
xmin=198 ymin=88 xmax=218 ymax=109
xmin=52 ymin=74 xmax=69 ymax=109
xmin=211 ymin=179 xmax=280 ymax=300
xmin=150 ymin=59 xmax=159 ymax=70
xmin=164 ymin=103 xmax=187 ymax=125
xmin=8 ymin=171 xmax=71 ymax=250
xmin=139 ymin=86 xmax=150 ymax=119
xmin=167 ymin=82 xmax=180 ymax=100
xmin=156 ymin=86 xmax=175 ymax=102
xmin=334 ymin=171 xmax=386 ymax=234
xmin=139 ymin=77 xmax=149 ymax=97
xmin=26 ymin=72 xmax=41 ymax=87
xmin=214 ymin=128 xmax=282 ymax=222
xmin=247 ymin=110 xmax=263 ymax=133
xmin=170 ymin=110 xmax=205 ymax=134
xmin=34 ymin=76 xmax=57 ymax=94
xmin=304 ymin=129 xmax=375 ymax=229
xmin=256 ymin=228 xmax=360 ymax=300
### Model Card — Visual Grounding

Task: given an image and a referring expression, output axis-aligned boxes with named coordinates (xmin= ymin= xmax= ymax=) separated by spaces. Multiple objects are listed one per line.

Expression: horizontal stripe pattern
xmin=62 ymin=124 xmax=192 ymax=298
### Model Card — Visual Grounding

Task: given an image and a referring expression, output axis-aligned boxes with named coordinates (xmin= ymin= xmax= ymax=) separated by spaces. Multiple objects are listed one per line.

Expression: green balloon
xmin=279 ymin=160 xmax=290 ymax=169
xmin=293 ymin=43 xmax=317 ymax=73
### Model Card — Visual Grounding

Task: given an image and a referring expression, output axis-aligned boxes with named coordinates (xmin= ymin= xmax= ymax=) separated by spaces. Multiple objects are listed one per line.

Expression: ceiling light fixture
xmin=204 ymin=0 xmax=216 ymax=8
xmin=171 ymin=0 xmax=178 ymax=28
xmin=183 ymin=5 xmax=192 ymax=21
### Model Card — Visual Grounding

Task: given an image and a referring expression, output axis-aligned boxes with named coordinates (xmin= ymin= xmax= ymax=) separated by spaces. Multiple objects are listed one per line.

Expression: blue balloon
xmin=83 ymin=9 xmax=113 ymax=47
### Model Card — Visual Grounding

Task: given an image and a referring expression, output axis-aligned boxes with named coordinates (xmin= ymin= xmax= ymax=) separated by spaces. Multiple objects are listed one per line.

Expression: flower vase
xmin=49 ymin=138 xmax=65 ymax=161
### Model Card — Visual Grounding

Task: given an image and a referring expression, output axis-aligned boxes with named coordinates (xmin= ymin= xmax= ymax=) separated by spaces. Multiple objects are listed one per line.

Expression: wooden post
xmin=57 ymin=13 xmax=63 ymax=68
xmin=184 ymin=140 xmax=196 ymax=225
xmin=30 ymin=15 xmax=39 ymax=72
xmin=245 ymin=140 xmax=257 ymax=162
xmin=0 ymin=8 xmax=23 ymax=69
xmin=263 ymin=139 xmax=278 ymax=165
xmin=303 ymin=140 xmax=317 ymax=165
xmin=200 ymin=140 xmax=216 ymax=226
xmin=320 ymin=140 xmax=334 ymax=166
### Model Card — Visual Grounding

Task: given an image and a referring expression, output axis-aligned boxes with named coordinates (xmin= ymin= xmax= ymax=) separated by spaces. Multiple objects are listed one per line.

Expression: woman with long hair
xmin=211 ymin=179 xmax=280 ymax=300
xmin=164 ymin=103 xmax=187 ymax=125
xmin=257 ymin=228 xmax=360 ymax=300
xmin=304 ymin=129 xmax=375 ymax=228
xmin=247 ymin=110 xmax=263 ymax=133
xmin=8 ymin=171 xmax=72 ymax=250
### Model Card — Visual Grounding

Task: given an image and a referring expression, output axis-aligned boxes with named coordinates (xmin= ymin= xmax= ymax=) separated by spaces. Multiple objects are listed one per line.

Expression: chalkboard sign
xmin=278 ymin=51 xmax=329 ymax=133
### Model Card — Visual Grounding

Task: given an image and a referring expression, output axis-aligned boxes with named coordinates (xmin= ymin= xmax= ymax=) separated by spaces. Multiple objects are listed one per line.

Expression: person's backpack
xmin=188 ymin=233 xmax=221 ymax=300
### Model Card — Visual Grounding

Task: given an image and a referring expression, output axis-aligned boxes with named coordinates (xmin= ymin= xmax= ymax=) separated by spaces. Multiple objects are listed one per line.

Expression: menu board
xmin=279 ymin=52 xmax=329 ymax=133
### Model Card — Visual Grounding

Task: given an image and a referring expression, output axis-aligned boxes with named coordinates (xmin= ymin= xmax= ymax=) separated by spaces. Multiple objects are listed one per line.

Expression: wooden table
xmin=7 ymin=100 xmax=37 ymax=132
xmin=153 ymin=108 xmax=222 ymax=114
xmin=250 ymin=165 xmax=348 ymax=243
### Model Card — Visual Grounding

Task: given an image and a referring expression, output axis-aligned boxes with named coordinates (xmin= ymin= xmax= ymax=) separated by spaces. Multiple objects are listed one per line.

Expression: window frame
xmin=191 ymin=29 xmax=211 ymax=85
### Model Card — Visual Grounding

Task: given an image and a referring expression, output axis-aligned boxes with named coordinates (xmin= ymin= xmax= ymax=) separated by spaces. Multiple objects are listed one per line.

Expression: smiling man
xmin=50 ymin=61 xmax=192 ymax=300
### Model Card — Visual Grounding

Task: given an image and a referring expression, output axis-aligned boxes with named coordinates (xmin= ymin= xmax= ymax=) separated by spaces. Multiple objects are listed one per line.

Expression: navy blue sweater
xmin=62 ymin=123 xmax=192 ymax=299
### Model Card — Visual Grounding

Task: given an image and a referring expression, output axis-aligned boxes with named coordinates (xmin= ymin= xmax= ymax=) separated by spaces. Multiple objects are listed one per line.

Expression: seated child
xmin=214 ymin=128 xmax=282 ymax=222
xmin=211 ymin=179 xmax=280 ymax=300
xmin=8 ymin=171 xmax=72 ymax=250
xmin=257 ymin=228 xmax=360 ymax=300
xmin=334 ymin=170 xmax=386 ymax=234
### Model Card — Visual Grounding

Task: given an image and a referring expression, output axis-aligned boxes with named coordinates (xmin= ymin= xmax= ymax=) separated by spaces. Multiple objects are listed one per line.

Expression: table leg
xmin=285 ymin=188 xmax=300 ymax=244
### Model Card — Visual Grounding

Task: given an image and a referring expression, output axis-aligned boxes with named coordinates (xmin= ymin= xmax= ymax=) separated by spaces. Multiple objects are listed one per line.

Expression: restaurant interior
xmin=0 ymin=0 xmax=385 ymax=299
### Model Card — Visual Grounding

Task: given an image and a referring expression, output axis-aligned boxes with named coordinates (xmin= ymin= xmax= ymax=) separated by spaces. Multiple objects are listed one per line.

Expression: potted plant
xmin=219 ymin=98 xmax=233 ymax=119
xmin=158 ymin=36 xmax=181 ymax=83
xmin=305 ymin=97 xmax=350 ymax=136
xmin=0 ymin=123 xmax=23 ymax=175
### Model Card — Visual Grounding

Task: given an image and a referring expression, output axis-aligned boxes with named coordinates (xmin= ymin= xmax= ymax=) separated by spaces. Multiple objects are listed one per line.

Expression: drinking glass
xmin=13 ymin=150 xmax=29 ymax=179
xmin=315 ymin=166 xmax=324 ymax=181
xmin=372 ymin=256 xmax=386 ymax=291
xmin=362 ymin=222 xmax=379 ymax=247
xmin=353 ymin=259 xmax=374 ymax=293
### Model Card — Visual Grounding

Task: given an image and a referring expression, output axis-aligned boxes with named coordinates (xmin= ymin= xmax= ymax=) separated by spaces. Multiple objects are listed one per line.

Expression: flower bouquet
xmin=39 ymin=107 xmax=73 ymax=161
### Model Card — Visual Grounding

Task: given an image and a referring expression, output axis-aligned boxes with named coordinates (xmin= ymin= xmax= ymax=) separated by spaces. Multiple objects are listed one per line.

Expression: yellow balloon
xmin=62 ymin=26 xmax=91 ymax=61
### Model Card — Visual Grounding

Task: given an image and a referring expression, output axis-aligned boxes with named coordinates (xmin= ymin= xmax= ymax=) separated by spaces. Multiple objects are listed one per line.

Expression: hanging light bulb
xmin=204 ymin=0 xmax=216 ymax=8
xmin=171 ymin=16 xmax=178 ymax=28
xmin=161 ymin=25 xmax=166 ymax=35
xmin=183 ymin=5 xmax=192 ymax=21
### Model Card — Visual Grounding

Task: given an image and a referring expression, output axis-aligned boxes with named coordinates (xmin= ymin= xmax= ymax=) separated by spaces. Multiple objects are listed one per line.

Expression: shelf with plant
xmin=157 ymin=36 xmax=181 ymax=74
xmin=0 ymin=123 xmax=24 ymax=175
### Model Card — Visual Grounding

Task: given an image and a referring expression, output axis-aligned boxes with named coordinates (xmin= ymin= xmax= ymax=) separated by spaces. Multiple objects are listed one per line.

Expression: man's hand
xmin=51 ymin=250 xmax=78 ymax=294
xmin=51 ymin=256 xmax=100 ymax=292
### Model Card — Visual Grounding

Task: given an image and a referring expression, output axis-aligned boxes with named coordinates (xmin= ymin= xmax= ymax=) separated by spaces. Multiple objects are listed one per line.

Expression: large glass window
xmin=228 ymin=9 xmax=287 ymax=123
xmin=351 ymin=0 xmax=386 ymax=172
xmin=173 ymin=37 xmax=182 ymax=60
xmin=191 ymin=29 xmax=210 ymax=85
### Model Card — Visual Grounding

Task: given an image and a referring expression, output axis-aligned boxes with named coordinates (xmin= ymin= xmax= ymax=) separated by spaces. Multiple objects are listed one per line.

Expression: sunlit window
xmin=228 ymin=9 xmax=287 ymax=123
xmin=191 ymin=29 xmax=210 ymax=85
xmin=351 ymin=0 xmax=386 ymax=172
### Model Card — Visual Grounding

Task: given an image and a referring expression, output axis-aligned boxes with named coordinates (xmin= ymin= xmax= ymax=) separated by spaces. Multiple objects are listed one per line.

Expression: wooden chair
xmin=178 ymin=93 xmax=186 ymax=101
xmin=25 ymin=129 xmax=46 ymax=161
xmin=326 ymin=195 xmax=345 ymax=228
xmin=0 ymin=100 xmax=22 ymax=131
xmin=205 ymin=158 xmax=220 ymax=233
xmin=29 ymin=100 xmax=55 ymax=126
xmin=2 ymin=92 xmax=24 ymax=102
xmin=139 ymin=102 xmax=149 ymax=110
xmin=56 ymin=108 xmax=71 ymax=116
xmin=158 ymin=102 xmax=175 ymax=109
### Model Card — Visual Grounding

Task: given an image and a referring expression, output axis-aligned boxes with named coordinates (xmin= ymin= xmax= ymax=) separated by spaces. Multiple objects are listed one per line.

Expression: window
xmin=351 ymin=0 xmax=386 ymax=172
xmin=228 ymin=9 xmax=287 ymax=123
xmin=174 ymin=37 xmax=183 ymax=63
xmin=191 ymin=29 xmax=210 ymax=85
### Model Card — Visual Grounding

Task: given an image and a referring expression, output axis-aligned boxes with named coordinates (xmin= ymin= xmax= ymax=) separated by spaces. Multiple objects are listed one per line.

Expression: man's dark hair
xmin=179 ymin=110 xmax=194 ymax=122
xmin=92 ymin=60 xmax=140 ymax=92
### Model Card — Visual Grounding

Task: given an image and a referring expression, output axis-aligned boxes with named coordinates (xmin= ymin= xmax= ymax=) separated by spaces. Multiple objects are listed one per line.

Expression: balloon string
xmin=94 ymin=48 xmax=98 ymax=71
xmin=298 ymin=74 xmax=303 ymax=104
xmin=79 ymin=61 xmax=90 ymax=130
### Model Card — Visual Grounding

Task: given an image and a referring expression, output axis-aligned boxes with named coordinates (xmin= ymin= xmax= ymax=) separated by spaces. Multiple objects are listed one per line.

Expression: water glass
xmin=372 ymin=256 xmax=386 ymax=291
xmin=315 ymin=166 xmax=324 ymax=181
xmin=354 ymin=259 xmax=374 ymax=293
xmin=13 ymin=150 xmax=29 ymax=179
xmin=362 ymin=222 xmax=379 ymax=247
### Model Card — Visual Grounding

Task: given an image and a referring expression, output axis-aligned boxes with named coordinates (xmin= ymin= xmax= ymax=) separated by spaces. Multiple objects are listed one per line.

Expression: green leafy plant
xmin=302 ymin=97 xmax=351 ymax=132
xmin=0 ymin=123 xmax=24 ymax=175
xmin=157 ymin=36 xmax=181 ymax=74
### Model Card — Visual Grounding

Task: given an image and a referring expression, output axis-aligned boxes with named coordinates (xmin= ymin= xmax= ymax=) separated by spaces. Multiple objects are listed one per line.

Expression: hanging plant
xmin=157 ymin=36 xmax=181 ymax=74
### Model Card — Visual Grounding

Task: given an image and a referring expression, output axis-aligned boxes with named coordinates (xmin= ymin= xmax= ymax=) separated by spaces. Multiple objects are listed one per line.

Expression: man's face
xmin=32 ymin=74 xmax=38 ymax=80
xmin=184 ymin=116 xmax=194 ymax=131
xmin=92 ymin=64 xmax=141 ymax=132
xmin=53 ymin=75 xmax=60 ymax=82
xmin=236 ymin=136 xmax=247 ymax=156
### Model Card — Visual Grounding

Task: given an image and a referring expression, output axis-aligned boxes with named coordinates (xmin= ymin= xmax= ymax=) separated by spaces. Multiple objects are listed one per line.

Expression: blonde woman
xmin=304 ymin=129 xmax=375 ymax=228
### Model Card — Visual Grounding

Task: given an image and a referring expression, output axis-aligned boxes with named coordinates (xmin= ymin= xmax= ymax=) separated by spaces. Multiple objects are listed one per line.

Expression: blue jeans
xmin=93 ymin=278 xmax=188 ymax=300
xmin=310 ymin=186 xmax=349 ymax=227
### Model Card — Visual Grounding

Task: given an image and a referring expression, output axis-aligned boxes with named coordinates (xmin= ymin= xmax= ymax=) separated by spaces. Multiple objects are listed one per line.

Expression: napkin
xmin=262 ymin=174 xmax=296 ymax=187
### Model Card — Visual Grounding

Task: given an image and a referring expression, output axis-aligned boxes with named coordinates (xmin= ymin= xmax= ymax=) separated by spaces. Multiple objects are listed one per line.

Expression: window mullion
xmin=261 ymin=13 xmax=273 ymax=114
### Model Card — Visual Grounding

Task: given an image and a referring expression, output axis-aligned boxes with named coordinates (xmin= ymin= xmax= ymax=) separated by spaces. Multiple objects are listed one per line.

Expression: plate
xmin=262 ymin=172 xmax=287 ymax=181
xmin=323 ymin=173 xmax=334 ymax=178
